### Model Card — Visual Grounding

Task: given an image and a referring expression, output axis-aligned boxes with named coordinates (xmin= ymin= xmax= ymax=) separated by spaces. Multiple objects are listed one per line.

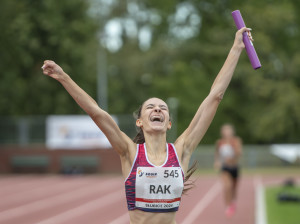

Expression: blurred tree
xmin=0 ymin=0 xmax=98 ymax=115
xmin=1 ymin=0 xmax=299 ymax=144
xmin=98 ymin=0 xmax=300 ymax=143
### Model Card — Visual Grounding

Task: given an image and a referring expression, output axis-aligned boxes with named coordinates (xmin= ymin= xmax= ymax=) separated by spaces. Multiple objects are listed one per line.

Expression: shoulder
xmin=233 ymin=136 xmax=242 ymax=144
xmin=215 ymin=139 xmax=222 ymax=148
xmin=231 ymin=137 xmax=242 ymax=150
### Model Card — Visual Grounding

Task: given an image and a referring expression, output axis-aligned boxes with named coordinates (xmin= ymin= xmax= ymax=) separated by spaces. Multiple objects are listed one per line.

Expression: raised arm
xmin=42 ymin=60 xmax=134 ymax=156
xmin=175 ymin=27 xmax=251 ymax=162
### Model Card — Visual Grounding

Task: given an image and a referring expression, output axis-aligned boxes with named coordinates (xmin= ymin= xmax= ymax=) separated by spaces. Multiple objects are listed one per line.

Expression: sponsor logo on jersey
xmin=137 ymin=168 xmax=144 ymax=177
xmin=145 ymin=172 xmax=158 ymax=178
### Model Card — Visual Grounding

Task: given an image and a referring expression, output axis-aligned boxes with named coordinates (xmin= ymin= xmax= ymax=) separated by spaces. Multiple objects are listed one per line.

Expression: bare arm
xmin=234 ymin=137 xmax=243 ymax=159
xmin=175 ymin=27 xmax=251 ymax=163
xmin=42 ymin=60 xmax=134 ymax=156
xmin=214 ymin=140 xmax=221 ymax=170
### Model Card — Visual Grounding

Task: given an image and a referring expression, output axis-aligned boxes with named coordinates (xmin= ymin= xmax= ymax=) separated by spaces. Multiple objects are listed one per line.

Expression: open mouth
xmin=150 ymin=115 xmax=164 ymax=123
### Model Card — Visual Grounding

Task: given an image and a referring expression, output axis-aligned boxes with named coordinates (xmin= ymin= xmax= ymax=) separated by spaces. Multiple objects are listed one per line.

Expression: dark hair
xmin=133 ymin=104 xmax=145 ymax=144
xmin=183 ymin=161 xmax=198 ymax=194
xmin=132 ymin=100 xmax=198 ymax=194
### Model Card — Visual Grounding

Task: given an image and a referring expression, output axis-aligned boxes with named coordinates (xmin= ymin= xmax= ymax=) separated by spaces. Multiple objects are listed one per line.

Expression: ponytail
xmin=133 ymin=104 xmax=145 ymax=144
xmin=183 ymin=161 xmax=198 ymax=194
xmin=133 ymin=128 xmax=145 ymax=144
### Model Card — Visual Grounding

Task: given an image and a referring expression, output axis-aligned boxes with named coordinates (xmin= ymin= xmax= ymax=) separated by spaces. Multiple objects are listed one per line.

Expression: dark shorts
xmin=221 ymin=165 xmax=240 ymax=180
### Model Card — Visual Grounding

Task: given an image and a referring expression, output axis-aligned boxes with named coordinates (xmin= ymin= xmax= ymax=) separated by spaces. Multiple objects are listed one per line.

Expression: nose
xmin=154 ymin=107 xmax=161 ymax=113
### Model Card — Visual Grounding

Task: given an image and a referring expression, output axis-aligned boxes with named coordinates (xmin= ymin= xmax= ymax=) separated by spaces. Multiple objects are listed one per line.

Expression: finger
xmin=43 ymin=69 xmax=50 ymax=75
xmin=42 ymin=61 xmax=55 ymax=70
xmin=247 ymin=31 xmax=254 ymax=41
xmin=43 ymin=66 xmax=54 ymax=73
xmin=41 ymin=63 xmax=48 ymax=69
xmin=44 ymin=60 xmax=54 ymax=63
xmin=42 ymin=60 xmax=55 ymax=68
xmin=239 ymin=27 xmax=252 ymax=33
xmin=42 ymin=69 xmax=49 ymax=75
xmin=42 ymin=63 xmax=50 ymax=70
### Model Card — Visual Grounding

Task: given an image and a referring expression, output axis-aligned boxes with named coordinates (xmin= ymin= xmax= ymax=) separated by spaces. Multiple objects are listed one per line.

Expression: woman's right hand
xmin=42 ymin=60 xmax=67 ymax=81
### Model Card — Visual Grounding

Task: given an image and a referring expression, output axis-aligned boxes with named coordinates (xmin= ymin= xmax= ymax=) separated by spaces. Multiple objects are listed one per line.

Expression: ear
xmin=167 ymin=120 xmax=172 ymax=130
xmin=136 ymin=119 xmax=143 ymax=128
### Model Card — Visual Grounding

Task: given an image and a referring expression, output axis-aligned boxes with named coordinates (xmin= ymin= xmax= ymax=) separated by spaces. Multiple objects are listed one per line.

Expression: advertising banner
xmin=46 ymin=115 xmax=117 ymax=149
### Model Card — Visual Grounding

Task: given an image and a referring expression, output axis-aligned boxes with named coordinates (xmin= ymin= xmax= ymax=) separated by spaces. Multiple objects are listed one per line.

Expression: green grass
xmin=266 ymin=186 xmax=300 ymax=224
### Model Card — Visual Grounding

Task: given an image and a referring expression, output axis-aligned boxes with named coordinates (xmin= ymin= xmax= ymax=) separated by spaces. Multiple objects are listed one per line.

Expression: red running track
xmin=0 ymin=174 xmax=287 ymax=224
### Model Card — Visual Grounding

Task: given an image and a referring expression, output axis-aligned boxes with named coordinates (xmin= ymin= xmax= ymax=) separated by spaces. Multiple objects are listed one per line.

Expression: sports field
xmin=265 ymin=186 xmax=300 ymax=224
xmin=0 ymin=169 xmax=298 ymax=224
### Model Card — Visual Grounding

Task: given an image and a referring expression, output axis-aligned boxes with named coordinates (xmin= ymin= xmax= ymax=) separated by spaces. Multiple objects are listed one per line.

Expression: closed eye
xmin=145 ymin=104 xmax=154 ymax=109
xmin=159 ymin=105 xmax=168 ymax=111
xmin=145 ymin=104 xmax=168 ymax=110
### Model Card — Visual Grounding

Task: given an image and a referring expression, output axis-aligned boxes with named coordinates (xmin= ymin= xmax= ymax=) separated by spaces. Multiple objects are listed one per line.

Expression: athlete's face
xmin=221 ymin=125 xmax=234 ymax=138
xmin=136 ymin=98 xmax=171 ymax=133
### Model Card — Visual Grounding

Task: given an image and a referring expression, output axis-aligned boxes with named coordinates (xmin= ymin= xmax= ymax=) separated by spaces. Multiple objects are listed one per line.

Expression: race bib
xmin=135 ymin=166 xmax=184 ymax=210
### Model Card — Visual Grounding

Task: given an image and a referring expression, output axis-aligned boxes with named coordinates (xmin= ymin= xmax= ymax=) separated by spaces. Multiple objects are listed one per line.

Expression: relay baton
xmin=232 ymin=10 xmax=261 ymax=70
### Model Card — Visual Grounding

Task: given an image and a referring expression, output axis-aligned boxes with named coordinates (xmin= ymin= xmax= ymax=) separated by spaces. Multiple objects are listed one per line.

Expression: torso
xmin=124 ymin=143 xmax=184 ymax=224
xmin=217 ymin=137 xmax=240 ymax=166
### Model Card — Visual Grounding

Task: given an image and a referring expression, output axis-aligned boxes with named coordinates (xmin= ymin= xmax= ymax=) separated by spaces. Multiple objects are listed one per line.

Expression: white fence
xmin=0 ymin=116 xmax=299 ymax=168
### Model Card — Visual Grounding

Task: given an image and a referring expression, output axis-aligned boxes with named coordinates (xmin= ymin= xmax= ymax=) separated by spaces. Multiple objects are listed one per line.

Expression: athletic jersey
xmin=125 ymin=143 xmax=184 ymax=213
xmin=219 ymin=143 xmax=235 ymax=162
xmin=217 ymin=138 xmax=240 ymax=165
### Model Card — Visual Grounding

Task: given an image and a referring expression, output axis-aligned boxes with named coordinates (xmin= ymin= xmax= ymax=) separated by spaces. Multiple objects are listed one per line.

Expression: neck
xmin=223 ymin=136 xmax=233 ymax=141
xmin=144 ymin=132 xmax=167 ymax=155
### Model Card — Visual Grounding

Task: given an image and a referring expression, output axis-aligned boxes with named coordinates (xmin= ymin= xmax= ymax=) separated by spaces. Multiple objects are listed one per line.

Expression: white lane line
xmin=36 ymin=190 xmax=124 ymax=224
xmin=181 ymin=182 xmax=221 ymax=224
xmin=254 ymin=176 xmax=267 ymax=224
xmin=108 ymin=212 xmax=129 ymax=224
xmin=0 ymin=179 xmax=120 ymax=222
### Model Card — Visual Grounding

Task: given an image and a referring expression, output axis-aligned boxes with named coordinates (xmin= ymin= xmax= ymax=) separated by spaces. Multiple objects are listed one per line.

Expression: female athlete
xmin=214 ymin=124 xmax=242 ymax=217
xmin=42 ymin=27 xmax=251 ymax=224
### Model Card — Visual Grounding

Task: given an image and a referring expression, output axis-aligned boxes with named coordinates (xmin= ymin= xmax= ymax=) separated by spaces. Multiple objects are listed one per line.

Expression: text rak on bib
xmin=135 ymin=166 xmax=184 ymax=210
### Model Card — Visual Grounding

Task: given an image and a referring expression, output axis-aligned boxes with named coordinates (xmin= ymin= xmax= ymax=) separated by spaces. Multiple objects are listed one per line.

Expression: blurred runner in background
xmin=215 ymin=124 xmax=242 ymax=218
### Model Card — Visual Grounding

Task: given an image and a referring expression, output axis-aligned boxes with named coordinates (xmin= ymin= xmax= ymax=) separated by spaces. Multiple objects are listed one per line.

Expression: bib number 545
xmin=164 ymin=169 xmax=179 ymax=178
